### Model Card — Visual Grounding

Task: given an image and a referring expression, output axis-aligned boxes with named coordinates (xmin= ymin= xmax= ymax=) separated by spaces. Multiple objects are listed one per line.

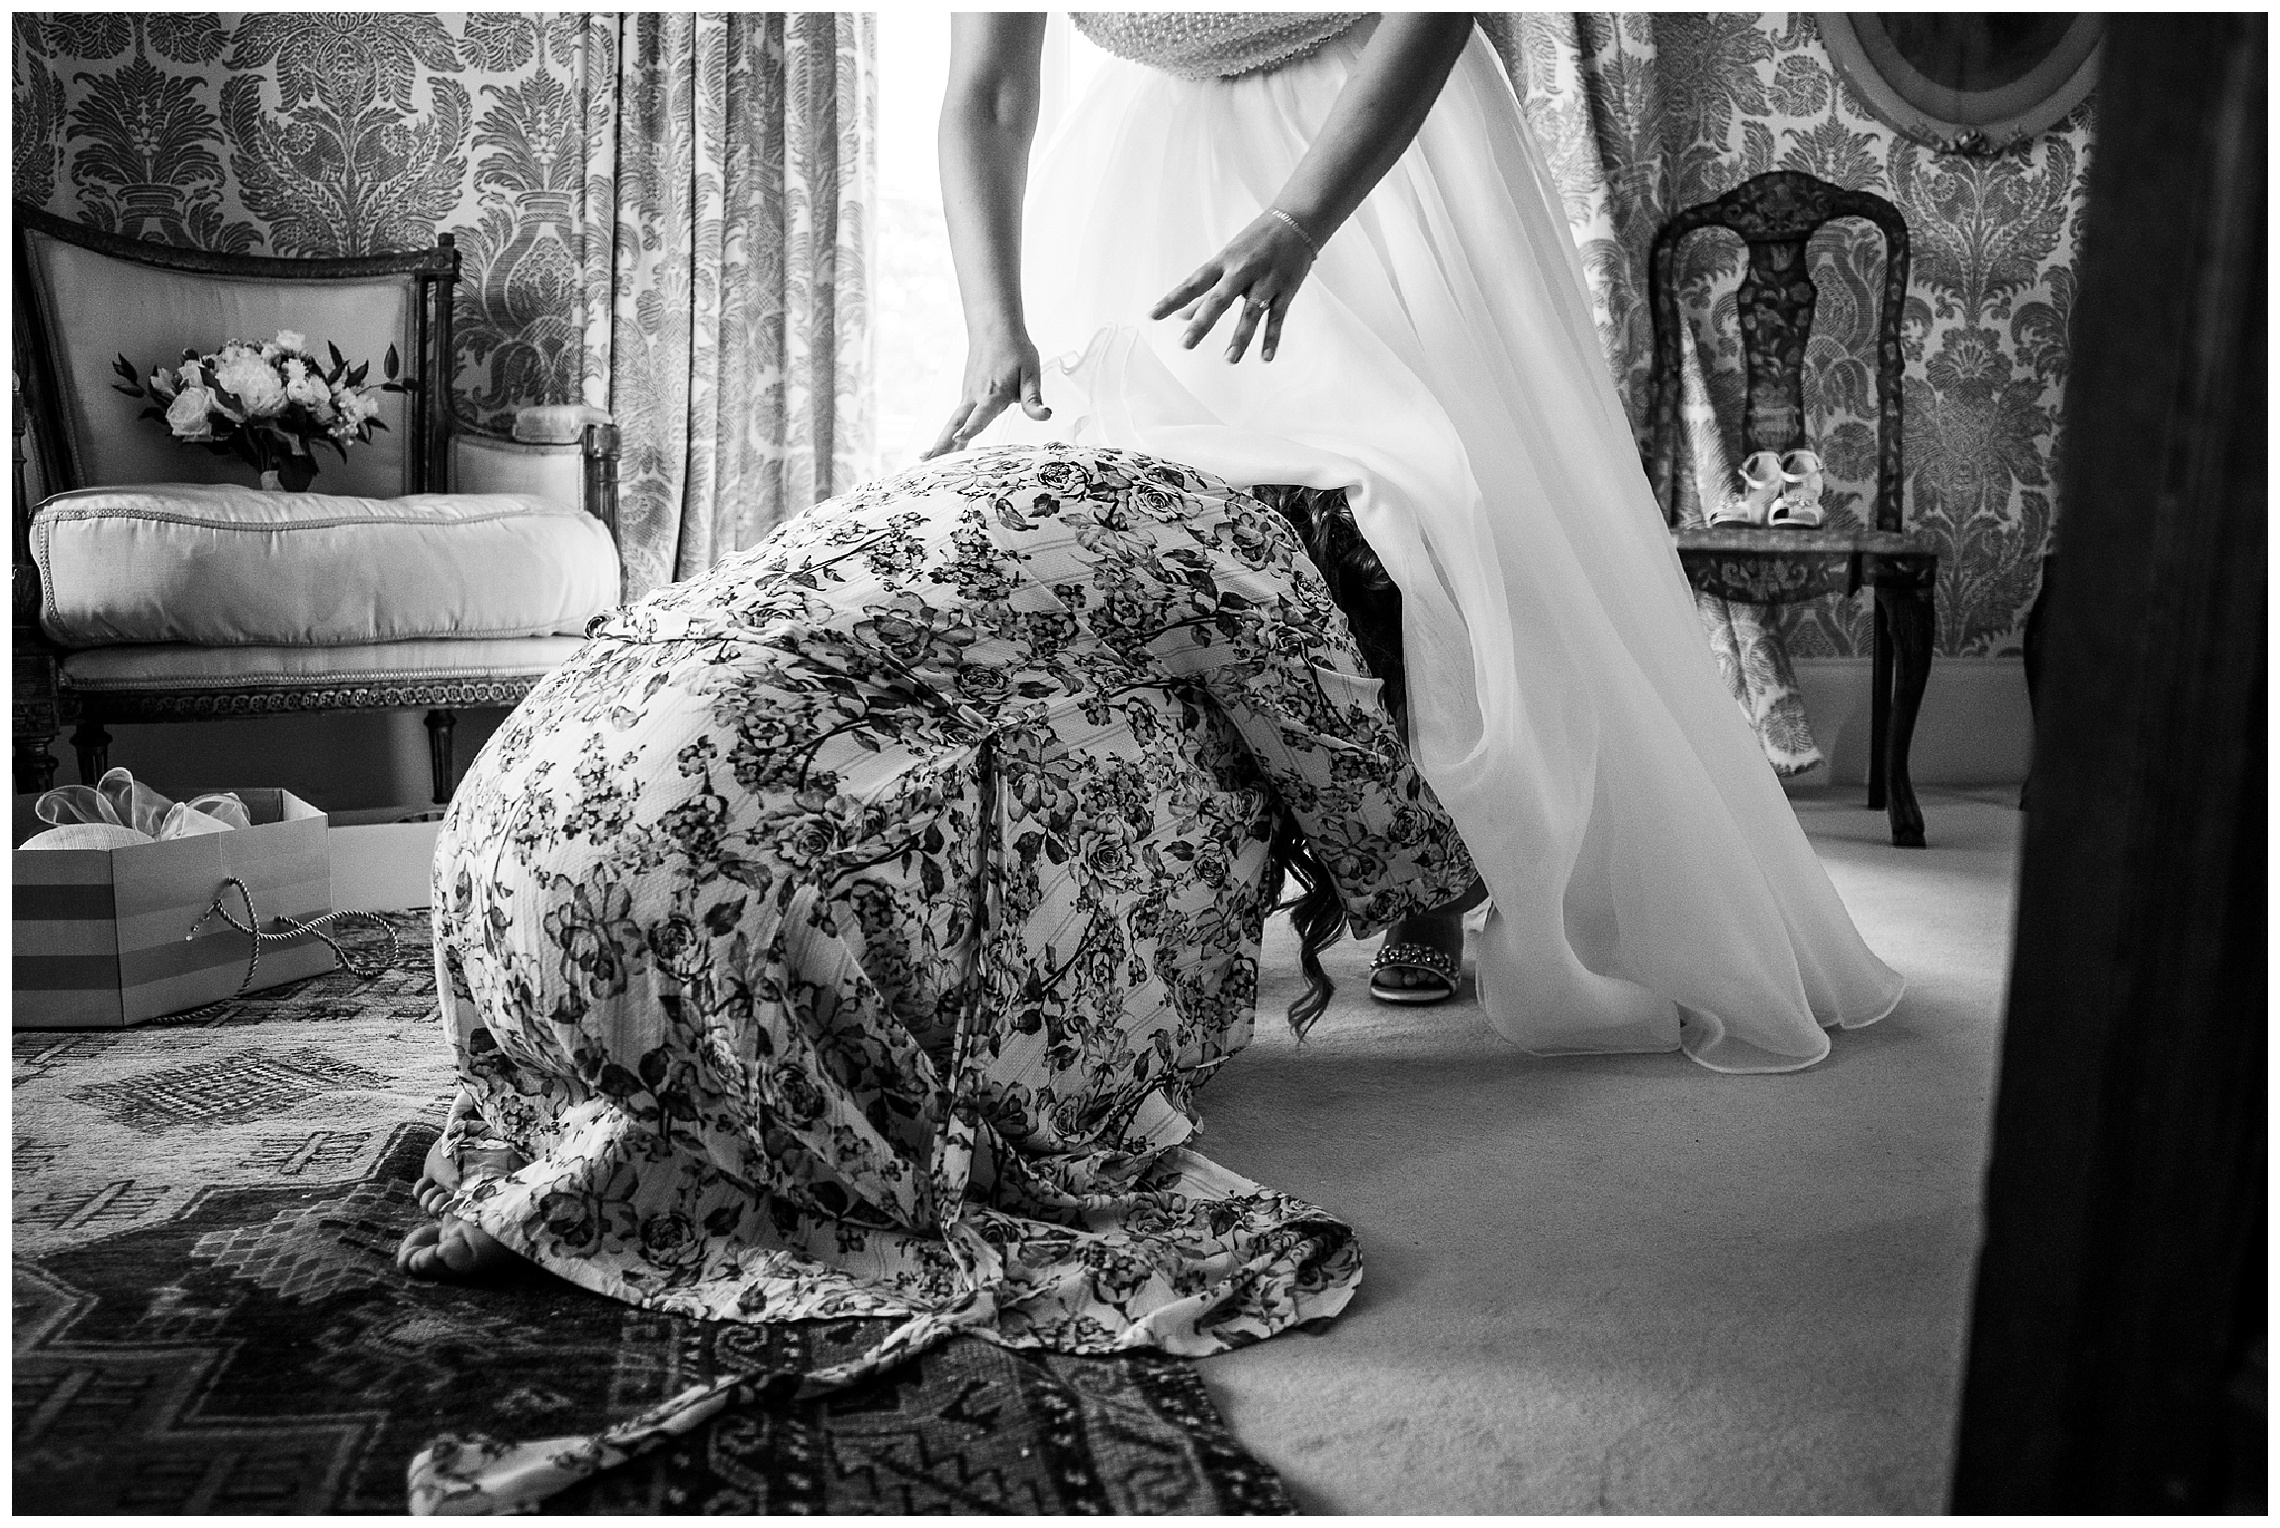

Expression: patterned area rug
xmin=12 ymin=916 xmax=1292 ymax=1514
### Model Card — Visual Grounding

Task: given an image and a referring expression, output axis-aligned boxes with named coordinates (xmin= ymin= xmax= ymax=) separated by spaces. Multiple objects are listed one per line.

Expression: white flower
xmin=283 ymin=361 xmax=334 ymax=417
xmin=333 ymin=385 xmax=380 ymax=426
xmin=165 ymin=385 xmax=219 ymax=441
xmin=273 ymin=329 xmax=307 ymax=355
xmin=328 ymin=385 xmax=381 ymax=439
xmin=148 ymin=369 xmax=174 ymax=399
xmin=214 ymin=350 xmax=287 ymax=418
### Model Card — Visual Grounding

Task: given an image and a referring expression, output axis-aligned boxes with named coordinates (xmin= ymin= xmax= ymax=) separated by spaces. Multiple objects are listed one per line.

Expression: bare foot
xmin=395 ymin=1216 xmax=520 ymax=1279
xmin=414 ymin=1132 xmax=524 ymax=1203
xmin=399 ymin=1132 xmax=527 ymax=1281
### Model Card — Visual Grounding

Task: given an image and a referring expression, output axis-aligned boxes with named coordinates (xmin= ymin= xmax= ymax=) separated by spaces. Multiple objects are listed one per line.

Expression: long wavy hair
xmin=1247 ymin=484 xmax=1408 ymax=1038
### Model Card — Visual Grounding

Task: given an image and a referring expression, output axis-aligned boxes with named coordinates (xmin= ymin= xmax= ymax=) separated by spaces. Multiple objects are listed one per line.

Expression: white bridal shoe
xmin=1767 ymin=449 xmax=1827 ymax=528
xmin=1706 ymin=449 xmax=1787 ymax=527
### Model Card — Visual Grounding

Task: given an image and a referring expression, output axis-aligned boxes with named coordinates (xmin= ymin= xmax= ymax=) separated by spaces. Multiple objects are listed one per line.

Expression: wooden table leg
xmin=1874 ymin=574 xmax=1935 ymax=847
xmin=14 ymin=730 xmax=57 ymax=795
xmin=71 ymin=716 xmax=110 ymax=786
xmin=13 ymin=646 xmax=61 ymax=795
xmin=1869 ymin=598 xmax=1892 ymax=811
xmin=424 ymin=708 xmax=457 ymax=805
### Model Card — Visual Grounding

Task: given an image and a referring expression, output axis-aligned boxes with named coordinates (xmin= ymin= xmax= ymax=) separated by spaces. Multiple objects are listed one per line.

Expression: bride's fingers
xmin=923 ymin=402 xmax=978 ymax=460
xmin=1150 ymin=265 xmax=1223 ymax=322
xmin=1019 ymin=370 xmax=1051 ymax=422
xmin=962 ymin=393 xmax=1016 ymax=444
xmin=1223 ymin=295 xmax=1267 ymax=363
xmin=1261 ymin=295 xmax=1289 ymax=363
xmin=1180 ymin=281 xmax=1246 ymax=349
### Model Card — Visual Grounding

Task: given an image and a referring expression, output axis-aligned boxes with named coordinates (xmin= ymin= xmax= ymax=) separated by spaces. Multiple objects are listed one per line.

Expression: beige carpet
xmin=1194 ymin=786 xmax=2021 ymax=1514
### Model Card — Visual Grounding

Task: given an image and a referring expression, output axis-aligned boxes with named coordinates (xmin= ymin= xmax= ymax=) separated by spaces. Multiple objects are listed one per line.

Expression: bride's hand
xmin=1150 ymin=208 xmax=1322 ymax=364
xmin=924 ymin=327 xmax=1051 ymax=459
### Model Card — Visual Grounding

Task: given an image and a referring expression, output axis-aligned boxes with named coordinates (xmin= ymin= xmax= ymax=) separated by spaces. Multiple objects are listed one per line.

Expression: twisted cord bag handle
xmin=178 ymin=876 xmax=402 ymax=1015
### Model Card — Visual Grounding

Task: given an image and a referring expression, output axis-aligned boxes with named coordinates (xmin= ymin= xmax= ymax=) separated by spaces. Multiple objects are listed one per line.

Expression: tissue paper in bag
xmin=24 ymin=767 xmax=251 ymax=849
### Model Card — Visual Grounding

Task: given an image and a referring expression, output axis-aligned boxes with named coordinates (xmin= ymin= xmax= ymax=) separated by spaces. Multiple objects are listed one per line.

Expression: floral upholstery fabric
xmin=428 ymin=443 xmax=1474 ymax=1360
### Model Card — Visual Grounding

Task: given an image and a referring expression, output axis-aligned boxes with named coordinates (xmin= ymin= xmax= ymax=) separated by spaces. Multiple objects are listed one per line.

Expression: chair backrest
xmin=12 ymin=203 xmax=457 ymax=503
xmin=1646 ymin=170 xmax=1911 ymax=532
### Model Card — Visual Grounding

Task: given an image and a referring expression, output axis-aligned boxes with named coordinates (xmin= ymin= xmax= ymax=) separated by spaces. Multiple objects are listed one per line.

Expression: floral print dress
xmin=413 ymin=444 xmax=1474 ymax=1509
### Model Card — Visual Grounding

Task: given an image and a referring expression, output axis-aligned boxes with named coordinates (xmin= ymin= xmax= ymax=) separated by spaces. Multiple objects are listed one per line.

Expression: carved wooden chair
xmin=1647 ymin=169 xmax=1939 ymax=847
xmin=12 ymin=202 xmax=622 ymax=804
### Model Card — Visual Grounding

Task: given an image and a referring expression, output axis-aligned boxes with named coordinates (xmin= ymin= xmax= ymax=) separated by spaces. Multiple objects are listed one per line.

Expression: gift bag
xmin=13 ymin=783 xmax=333 ymax=1028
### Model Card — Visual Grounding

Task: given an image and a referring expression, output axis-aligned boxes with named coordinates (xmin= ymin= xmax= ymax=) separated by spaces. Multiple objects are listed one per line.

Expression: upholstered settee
xmin=12 ymin=203 xmax=623 ymax=803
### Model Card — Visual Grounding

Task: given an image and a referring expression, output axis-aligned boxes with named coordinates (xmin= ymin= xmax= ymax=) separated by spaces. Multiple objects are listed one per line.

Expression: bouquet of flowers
xmin=111 ymin=331 xmax=407 ymax=492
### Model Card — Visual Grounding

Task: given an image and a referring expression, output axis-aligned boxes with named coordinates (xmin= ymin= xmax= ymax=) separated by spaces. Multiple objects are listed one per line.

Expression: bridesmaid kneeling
xmin=398 ymin=444 xmax=1477 ymax=1365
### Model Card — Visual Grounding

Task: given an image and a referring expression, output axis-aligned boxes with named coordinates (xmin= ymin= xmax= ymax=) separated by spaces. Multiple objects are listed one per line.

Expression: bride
xmin=932 ymin=11 xmax=1903 ymax=1071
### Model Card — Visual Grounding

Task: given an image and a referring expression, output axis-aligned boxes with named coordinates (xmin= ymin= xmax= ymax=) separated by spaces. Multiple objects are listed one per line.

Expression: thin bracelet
xmin=1267 ymin=206 xmax=1324 ymax=256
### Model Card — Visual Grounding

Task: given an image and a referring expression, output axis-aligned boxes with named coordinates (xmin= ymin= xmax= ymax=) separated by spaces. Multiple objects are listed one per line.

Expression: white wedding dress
xmin=981 ymin=13 xmax=1904 ymax=1072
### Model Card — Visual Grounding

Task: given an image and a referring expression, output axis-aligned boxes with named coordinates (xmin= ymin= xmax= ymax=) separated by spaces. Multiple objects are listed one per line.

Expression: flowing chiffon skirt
xmin=980 ymin=21 xmax=1903 ymax=1072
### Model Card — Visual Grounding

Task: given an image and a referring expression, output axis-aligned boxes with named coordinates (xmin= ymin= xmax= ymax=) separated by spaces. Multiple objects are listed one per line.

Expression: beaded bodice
xmin=1072 ymin=12 xmax=1367 ymax=80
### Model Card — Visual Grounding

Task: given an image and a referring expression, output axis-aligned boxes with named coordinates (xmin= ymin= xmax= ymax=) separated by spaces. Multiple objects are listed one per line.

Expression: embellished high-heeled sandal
xmin=1369 ymin=941 xmax=1460 ymax=1005
xmin=1767 ymin=449 xmax=1827 ymax=528
xmin=1706 ymin=450 xmax=1786 ymax=528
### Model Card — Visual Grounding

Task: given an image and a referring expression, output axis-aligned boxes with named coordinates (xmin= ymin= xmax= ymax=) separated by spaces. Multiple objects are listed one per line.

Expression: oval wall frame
xmin=1818 ymin=13 xmax=2104 ymax=155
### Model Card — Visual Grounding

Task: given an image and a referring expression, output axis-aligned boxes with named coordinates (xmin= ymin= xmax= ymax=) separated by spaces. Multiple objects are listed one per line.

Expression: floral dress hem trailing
xmin=407 ymin=443 xmax=1474 ymax=1511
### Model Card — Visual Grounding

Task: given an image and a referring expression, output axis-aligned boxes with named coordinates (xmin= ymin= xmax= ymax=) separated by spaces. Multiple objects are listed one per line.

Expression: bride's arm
xmin=1156 ymin=12 xmax=1476 ymax=364
xmin=927 ymin=12 xmax=1052 ymax=459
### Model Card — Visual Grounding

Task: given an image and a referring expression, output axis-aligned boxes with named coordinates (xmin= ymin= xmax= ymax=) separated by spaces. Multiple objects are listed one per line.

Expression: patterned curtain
xmin=11 ymin=12 xmax=875 ymax=598
xmin=1480 ymin=13 xmax=2093 ymax=773
xmin=591 ymin=14 xmax=874 ymax=594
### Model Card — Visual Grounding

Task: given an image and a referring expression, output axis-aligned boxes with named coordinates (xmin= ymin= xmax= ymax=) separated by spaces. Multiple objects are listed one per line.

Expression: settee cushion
xmin=33 ymin=484 xmax=620 ymax=649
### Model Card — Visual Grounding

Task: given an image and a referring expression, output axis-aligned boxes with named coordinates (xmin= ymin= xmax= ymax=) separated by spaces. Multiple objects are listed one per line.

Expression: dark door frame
xmin=1949 ymin=12 xmax=2265 ymax=1513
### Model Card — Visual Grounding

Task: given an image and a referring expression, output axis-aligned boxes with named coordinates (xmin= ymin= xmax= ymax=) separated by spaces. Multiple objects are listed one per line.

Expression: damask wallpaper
xmin=15 ymin=11 xmax=2079 ymax=649
xmin=1489 ymin=12 xmax=2092 ymax=660
xmin=12 ymin=11 xmax=874 ymax=594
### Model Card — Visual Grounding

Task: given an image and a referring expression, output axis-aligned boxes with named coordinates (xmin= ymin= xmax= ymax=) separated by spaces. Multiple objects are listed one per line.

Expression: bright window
xmin=874 ymin=13 xmax=961 ymax=472
xmin=871 ymin=15 xmax=1112 ymax=474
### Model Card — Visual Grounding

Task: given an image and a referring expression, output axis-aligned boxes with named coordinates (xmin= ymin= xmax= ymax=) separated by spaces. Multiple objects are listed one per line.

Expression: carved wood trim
xmin=1647 ymin=170 xmax=1911 ymax=536
xmin=13 ymin=243 xmax=73 ymax=515
xmin=11 ymin=388 xmax=38 ymax=627
xmin=1671 ymin=526 xmax=1932 ymax=555
xmin=1675 ymin=550 xmax=1856 ymax=607
xmin=12 ymin=387 xmax=63 ymax=792
xmin=68 ymin=677 xmax=543 ymax=722
xmin=583 ymin=420 xmax=622 ymax=542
